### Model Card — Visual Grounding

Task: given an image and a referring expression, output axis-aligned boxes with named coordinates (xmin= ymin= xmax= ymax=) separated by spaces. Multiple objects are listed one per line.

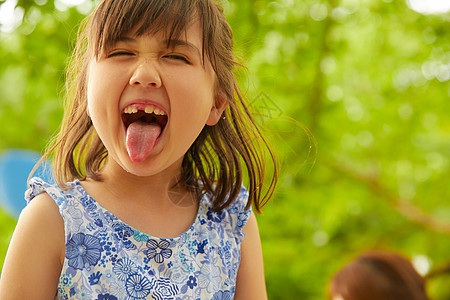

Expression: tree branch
xmin=327 ymin=160 xmax=450 ymax=234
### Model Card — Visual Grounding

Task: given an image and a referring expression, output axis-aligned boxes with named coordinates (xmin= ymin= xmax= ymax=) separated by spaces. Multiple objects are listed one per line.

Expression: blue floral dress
xmin=26 ymin=177 xmax=251 ymax=300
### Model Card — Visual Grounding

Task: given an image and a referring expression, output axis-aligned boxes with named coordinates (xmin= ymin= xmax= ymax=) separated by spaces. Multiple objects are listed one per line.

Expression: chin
xmin=124 ymin=157 xmax=179 ymax=178
xmin=122 ymin=162 xmax=161 ymax=177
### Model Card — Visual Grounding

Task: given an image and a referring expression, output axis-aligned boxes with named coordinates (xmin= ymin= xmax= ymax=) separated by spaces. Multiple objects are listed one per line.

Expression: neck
xmin=92 ymin=158 xmax=193 ymax=209
xmin=80 ymin=157 xmax=199 ymax=238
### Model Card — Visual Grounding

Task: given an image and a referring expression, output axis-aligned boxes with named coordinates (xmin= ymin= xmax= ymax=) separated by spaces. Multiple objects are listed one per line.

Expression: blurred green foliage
xmin=0 ymin=0 xmax=449 ymax=299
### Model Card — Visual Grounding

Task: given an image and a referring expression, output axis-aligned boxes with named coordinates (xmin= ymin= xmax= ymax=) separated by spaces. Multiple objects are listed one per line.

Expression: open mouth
xmin=122 ymin=104 xmax=168 ymax=130
xmin=121 ymin=104 xmax=168 ymax=162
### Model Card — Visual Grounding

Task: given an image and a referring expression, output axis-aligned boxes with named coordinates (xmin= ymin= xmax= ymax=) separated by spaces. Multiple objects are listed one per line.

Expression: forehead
xmin=89 ymin=0 xmax=202 ymax=54
xmin=123 ymin=19 xmax=203 ymax=47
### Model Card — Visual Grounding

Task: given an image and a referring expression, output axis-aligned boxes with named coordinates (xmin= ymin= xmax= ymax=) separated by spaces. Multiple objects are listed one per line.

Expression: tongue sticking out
xmin=126 ymin=121 xmax=161 ymax=162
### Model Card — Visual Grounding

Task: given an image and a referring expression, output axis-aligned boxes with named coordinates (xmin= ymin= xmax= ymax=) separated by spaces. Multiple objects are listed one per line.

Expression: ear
xmin=206 ymin=92 xmax=228 ymax=126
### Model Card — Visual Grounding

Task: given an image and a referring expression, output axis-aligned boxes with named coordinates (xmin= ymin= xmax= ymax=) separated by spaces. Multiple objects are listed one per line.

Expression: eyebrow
xmin=164 ymin=39 xmax=202 ymax=57
xmin=116 ymin=36 xmax=137 ymax=43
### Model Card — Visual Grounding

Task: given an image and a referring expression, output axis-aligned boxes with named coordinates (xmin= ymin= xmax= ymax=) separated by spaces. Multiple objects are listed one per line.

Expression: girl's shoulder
xmin=203 ymin=184 xmax=250 ymax=209
xmin=26 ymin=177 xmax=87 ymax=243
xmin=26 ymin=177 xmax=84 ymax=206
xmin=0 ymin=179 xmax=65 ymax=299
xmin=228 ymin=185 xmax=250 ymax=208
xmin=201 ymin=184 xmax=252 ymax=236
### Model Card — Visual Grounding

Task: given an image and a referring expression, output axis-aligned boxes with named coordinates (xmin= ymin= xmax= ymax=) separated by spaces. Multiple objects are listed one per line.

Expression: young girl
xmin=0 ymin=0 xmax=277 ymax=299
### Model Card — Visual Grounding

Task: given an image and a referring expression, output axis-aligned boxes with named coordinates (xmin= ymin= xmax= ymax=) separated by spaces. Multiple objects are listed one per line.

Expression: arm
xmin=234 ymin=211 xmax=268 ymax=300
xmin=0 ymin=193 xmax=65 ymax=299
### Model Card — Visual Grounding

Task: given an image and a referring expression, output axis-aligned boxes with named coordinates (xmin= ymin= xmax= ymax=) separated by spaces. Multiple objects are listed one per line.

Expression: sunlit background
xmin=0 ymin=0 xmax=449 ymax=299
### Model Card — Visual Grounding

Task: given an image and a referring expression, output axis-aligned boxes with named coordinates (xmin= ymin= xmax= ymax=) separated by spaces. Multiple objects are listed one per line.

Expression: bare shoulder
xmin=234 ymin=212 xmax=268 ymax=300
xmin=0 ymin=192 xmax=65 ymax=299
xmin=16 ymin=192 xmax=65 ymax=243
xmin=22 ymin=191 xmax=62 ymax=220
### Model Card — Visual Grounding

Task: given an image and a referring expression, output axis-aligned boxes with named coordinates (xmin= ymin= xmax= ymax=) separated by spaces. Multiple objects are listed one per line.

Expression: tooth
xmin=132 ymin=106 xmax=138 ymax=113
xmin=124 ymin=107 xmax=131 ymax=114
xmin=145 ymin=106 xmax=154 ymax=114
xmin=154 ymin=108 xmax=166 ymax=115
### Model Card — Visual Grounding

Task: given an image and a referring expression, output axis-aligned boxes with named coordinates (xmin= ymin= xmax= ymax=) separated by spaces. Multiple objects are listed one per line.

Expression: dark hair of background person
xmin=328 ymin=250 xmax=430 ymax=300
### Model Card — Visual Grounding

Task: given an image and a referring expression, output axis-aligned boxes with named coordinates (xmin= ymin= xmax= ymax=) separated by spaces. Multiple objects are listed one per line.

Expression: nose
xmin=129 ymin=60 xmax=162 ymax=88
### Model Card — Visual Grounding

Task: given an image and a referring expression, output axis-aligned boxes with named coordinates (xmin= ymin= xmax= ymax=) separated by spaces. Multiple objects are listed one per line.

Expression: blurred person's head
xmin=328 ymin=250 xmax=429 ymax=300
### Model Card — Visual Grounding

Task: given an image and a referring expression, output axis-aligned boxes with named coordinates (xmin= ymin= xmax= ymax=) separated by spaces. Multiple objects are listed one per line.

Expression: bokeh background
xmin=0 ymin=0 xmax=449 ymax=298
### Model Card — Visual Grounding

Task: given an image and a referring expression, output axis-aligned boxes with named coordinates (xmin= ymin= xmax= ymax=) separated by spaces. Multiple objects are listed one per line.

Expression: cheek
xmin=86 ymin=64 xmax=104 ymax=113
xmin=86 ymin=66 xmax=125 ymax=140
xmin=167 ymin=69 xmax=216 ymax=113
xmin=87 ymin=64 xmax=125 ymax=114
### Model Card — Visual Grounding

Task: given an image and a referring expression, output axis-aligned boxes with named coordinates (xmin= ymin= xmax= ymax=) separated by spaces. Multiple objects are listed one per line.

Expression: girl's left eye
xmin=108 ymin=51 xmax=134 ymax=58
xmin=164 ymin=54 xmax=190 ymax=64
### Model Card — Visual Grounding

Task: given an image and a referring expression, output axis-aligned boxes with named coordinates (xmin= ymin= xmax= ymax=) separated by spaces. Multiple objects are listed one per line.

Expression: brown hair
xmin=39 ymin=0 xmax=278 ymax=212
xmin=328 ymin=251 xmax=430 ymax=300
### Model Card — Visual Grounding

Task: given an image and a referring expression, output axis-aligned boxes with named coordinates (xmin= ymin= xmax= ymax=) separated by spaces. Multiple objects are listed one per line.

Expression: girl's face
xmin=87 ymin=20 xmax=223 ymax=177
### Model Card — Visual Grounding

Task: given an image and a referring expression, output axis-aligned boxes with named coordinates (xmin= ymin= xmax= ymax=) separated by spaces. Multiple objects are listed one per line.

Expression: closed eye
xmin=107 ymin=51 xmax=135 ymax=58
xmin=164 ymin=54 xmax=190 ymax=64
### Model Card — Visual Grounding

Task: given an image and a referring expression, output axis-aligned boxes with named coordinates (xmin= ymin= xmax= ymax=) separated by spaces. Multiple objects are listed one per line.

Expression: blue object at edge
xmin=0 ymin=149 xmax=54 ymax=218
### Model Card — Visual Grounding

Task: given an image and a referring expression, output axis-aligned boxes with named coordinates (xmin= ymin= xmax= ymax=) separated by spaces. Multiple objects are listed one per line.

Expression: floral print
xmin=113 ymin=258 xmax=139 ymax=281
xmin=152 ymin=277 xmax=179 ymax=300
xmin=186 ymin=276 xmax=197 ymax=289
xmin=125 ymin=274 xmax=153 ymax=299
xmin=206 ymin=210 xmax=226 ymax=223
xmin=26 ymin=178 xmax=251 ymax=299
xmin=144 ymin=240 xmax=172 ymax=263
xmin=198 ymin=263 xmax=222 ymax=293
xmin=97 ymin=294 xmax=118 ymax=300
xmin=212 ymin=290 xmax=233 ymax=300
xmin=88 ymin=271 xmax=102 ymax=285
xmin=66 ymin=233 xmax=102 ymax=270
